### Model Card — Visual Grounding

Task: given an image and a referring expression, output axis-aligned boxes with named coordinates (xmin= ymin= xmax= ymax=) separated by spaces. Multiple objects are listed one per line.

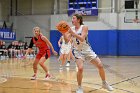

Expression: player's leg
xmin=31 ymin=58 xmax=40 ymax=80
xmin=90 ymin=57 xmax=113 ymax=91
xmin=76 ymin=58 xmax=84 ymax=93
xmin=39 ymin=57 xmax=51 ymax=80
xmin=66 ymin=51 xmax=71 ymax=66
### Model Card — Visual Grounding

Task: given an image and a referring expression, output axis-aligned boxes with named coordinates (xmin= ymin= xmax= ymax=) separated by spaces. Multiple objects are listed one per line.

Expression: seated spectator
xmin=23 ymin=42 xmax=28 ymax=55
xmin=0 ymin=40 xmax=4 ymax=60
xmin=2 ymin=41 xmax=8 ymax=57
xmin=0 ymin=40 xmax=8 ymax=60
xmin=7 ymin=41 xmax=16 ymax=58
xmin=23 ymin=42 xmax=36 ymax=58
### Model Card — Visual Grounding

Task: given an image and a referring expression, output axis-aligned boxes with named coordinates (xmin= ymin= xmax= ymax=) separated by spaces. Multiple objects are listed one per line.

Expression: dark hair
xmin=73 ymin=14 xmax=84 ymax=25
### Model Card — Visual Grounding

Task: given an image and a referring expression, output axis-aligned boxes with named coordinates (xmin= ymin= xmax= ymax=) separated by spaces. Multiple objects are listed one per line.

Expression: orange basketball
xmin=56 ymin=21 xmax=70 ymax=34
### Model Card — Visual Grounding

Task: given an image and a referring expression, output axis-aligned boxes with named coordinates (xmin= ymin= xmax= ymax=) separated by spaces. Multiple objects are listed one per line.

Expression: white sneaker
xmin=102 ymin=81 xmax=113 ymax=91
xmin=59 ymin=67 xmax=63 ymax=70
xmin=31 ymin=74 xmax=36 ymax=80
xmin=66 ymin=62 xmax=70 ymax=67
xmin=59 ymin=65 xmax=63 ymax=70
xmin=76 ymin=87 xmax=83 ymax=93
xmin=45 ymin=74 xmax=51 ymax=80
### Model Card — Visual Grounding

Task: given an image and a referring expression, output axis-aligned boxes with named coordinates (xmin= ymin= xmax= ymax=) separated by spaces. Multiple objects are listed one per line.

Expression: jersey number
xmin=76 ymin=33 xmax=81 ymax=45
xmin=76 ymin=38 xmax=80 ymax=45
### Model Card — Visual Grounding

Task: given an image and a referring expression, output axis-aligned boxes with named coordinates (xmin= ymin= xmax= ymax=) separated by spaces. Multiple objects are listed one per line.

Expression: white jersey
xmin=71 ymin=25 xmax=97 ymax=62
xmin=60 ymin=36 xmax=71 ymax=54
xmin=61 ymin=36 xmax=71 ymax=48
xmin=71 ymin=25 xmax=89 ymax=51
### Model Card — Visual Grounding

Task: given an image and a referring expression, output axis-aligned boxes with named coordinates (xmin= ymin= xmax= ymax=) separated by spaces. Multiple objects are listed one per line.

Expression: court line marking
xmin=0 ymin=75 xmax=97 ymax=92
xmin=103 ymin=63 xmax=138 ymax=86
xmin=111 ymin=75 xmax=140 ymax=86
xmin=0 ymin=77 xmax=7 ymax=84
xmin=1 ymin=75 xmax=138 ymax=93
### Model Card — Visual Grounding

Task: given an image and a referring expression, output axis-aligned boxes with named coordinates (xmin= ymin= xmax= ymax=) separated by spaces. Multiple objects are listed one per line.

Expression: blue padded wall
xmin=50 ymin=30 xmax=62 ymax=53
xmin=88 ymin=30 xmax=109 ymax=55
xmin=118 ymin=30 xmax=140 ymax=56
xmin=50 ymin=30 xmax=140 ymax=56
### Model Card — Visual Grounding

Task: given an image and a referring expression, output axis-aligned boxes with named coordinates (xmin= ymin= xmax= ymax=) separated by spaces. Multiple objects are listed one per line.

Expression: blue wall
xmin=118 ymin=30 xmax=140 ymax=56
xmin=50 ymin=30 xmax=140 ymax=56
xmin=50 ymin=30 xmax=62 ymax=53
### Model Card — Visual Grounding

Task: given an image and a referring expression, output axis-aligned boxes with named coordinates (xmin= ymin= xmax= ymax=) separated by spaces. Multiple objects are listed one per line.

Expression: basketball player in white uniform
xmin=69 ymin=14 xmax=113 ymax=93
xmin=58 ymin=32 xmax=73 ymax=69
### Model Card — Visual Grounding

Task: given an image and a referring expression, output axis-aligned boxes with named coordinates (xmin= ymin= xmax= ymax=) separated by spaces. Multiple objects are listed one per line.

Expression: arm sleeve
xmin=28 ymin=38 xmax=34 ymax=48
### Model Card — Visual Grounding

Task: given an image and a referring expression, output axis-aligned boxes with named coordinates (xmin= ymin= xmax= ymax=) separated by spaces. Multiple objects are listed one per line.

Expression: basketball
xmin=56 ymin=21 xmax=70 ymax=34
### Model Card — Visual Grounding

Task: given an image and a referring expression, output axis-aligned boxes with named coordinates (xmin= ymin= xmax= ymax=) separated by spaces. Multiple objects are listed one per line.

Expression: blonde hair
xmin=33 ymin=27 xmax=41 ymax=33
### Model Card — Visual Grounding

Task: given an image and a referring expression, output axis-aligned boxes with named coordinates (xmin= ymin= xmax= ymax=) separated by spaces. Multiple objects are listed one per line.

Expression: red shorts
xmin=36 ymin=49 xmax=51 ymax=60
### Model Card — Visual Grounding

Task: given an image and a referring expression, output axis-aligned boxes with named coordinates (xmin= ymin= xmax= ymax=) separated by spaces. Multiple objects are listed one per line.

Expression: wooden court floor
xmin=0 ymin=56 xmax=140 ymax=93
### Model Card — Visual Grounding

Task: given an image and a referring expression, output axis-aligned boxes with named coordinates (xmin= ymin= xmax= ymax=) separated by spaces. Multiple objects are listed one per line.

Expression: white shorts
xmin=73 ymin=47 xmax=97 ymax=62
xmin=60 ymin=44 xmax=71 ymax=54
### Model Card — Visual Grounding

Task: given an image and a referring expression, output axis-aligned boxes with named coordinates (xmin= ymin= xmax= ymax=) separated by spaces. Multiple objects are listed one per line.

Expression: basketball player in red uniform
xmin=24 ymin=27 xmax=57 ymax=80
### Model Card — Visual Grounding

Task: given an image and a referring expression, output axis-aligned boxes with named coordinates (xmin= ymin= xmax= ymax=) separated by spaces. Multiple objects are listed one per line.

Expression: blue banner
xmin=0 ymin=29 xmax=16 ymax=40
xmin=68 ymin=0 xmax=98 ymax=16
xmin=68 ymin=9 xmax=98 ymax=16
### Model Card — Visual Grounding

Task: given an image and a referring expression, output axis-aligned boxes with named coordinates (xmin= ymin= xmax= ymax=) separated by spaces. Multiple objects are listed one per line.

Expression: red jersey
xmin=32 ymin=35 xmax=49 ymax=52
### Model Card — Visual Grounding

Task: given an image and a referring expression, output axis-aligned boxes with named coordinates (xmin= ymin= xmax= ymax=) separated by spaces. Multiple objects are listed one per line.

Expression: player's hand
xmin=52 ymin=50 xmax=58 ymax=56
xmin=68 ymin=28 xmax=75 ymax=36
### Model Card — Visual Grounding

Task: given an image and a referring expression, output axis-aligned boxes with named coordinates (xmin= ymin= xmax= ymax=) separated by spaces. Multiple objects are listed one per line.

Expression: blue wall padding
xmin=50 ymin=30 xmax=140 ymax=56
xmin=118 ymin=30 xmax=140 ymax=56
xmin=88 ymin=30 xmax=109 ymax=55
xmin=50 ymin=30 xmax=62 ymax=53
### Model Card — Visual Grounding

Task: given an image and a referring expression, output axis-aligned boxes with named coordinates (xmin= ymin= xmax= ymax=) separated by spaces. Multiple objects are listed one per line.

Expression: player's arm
xmin=70 ymin=36 xmax=73 ymax=46
xmin=41 ymin=36 xmax=57 ymax=55
xmin=58 ymin=36 xmax=62 ymax=47
xmin=25 ymin=48 xmax=32 ymax=57
xmin=69 ymin=25 xmax=88 ymax=42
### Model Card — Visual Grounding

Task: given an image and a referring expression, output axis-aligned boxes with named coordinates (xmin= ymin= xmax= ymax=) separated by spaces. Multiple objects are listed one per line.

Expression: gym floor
xmin=0 ymin=56 xmax=140 ymax=93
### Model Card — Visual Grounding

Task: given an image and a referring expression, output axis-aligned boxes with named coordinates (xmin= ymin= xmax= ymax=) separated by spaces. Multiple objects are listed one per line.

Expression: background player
xmin=24 ymin=27 xmax=57 ymax=80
